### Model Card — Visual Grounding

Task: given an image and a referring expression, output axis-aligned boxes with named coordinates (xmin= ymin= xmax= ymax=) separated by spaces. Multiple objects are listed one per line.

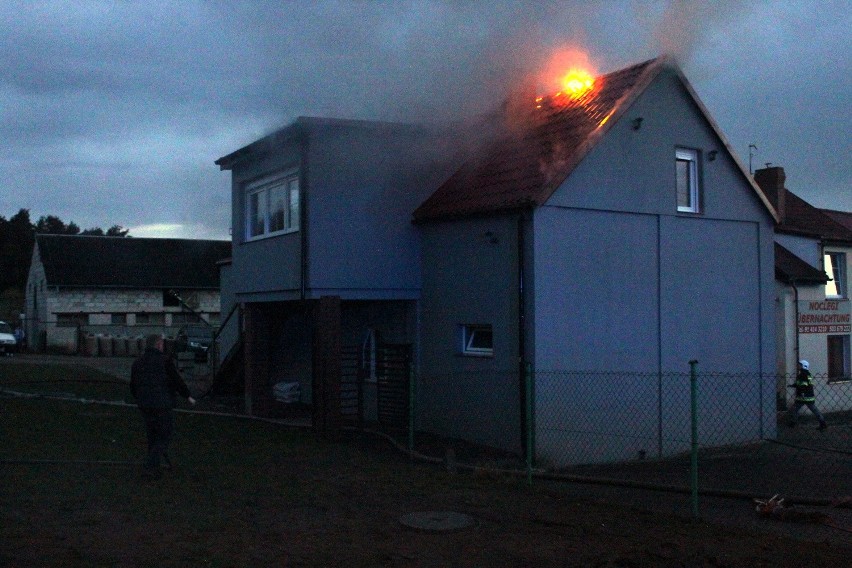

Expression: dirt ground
xmin=2 ymin=354 xmax=851 ymax=566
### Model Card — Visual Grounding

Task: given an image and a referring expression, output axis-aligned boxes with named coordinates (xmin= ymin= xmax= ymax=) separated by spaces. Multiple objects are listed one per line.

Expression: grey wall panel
xmin=776 ymin=233 xmax=823 ymax=268
xmin=532 ymin=207 xmax=660 ymax=372
xmin=418 ymin=215 xmax=522 ymax=453
xmin=306 ymin=125 xmax=451 ymax=296
xmin=232 ymin=233 xmax=302 ymax=295
xmin=659 ymin=217 xmax=760 ymax=372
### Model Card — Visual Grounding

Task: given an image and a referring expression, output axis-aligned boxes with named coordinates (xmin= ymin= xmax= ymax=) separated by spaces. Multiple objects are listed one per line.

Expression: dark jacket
xmin=793 ymin=369 xmax=816 ymax=403
xmin=130 ymin=348 xmax=191 ymax=409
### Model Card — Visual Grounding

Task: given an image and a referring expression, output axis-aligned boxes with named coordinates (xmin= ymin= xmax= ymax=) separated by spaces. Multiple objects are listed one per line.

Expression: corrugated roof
xmin=36 ymin=234 xmax=231 ymax=289
xmin=774 ymin=243 xmax=828 ymax=284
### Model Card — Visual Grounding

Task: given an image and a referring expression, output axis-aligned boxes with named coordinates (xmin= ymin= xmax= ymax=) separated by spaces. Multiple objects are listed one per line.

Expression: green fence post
xmin=409 ymin=364 xmax=415 ymax=459
xmin=525 ymin=362 xmax=534 ymax=486
xmin=689 ymin=359 xmax=699 ymax=518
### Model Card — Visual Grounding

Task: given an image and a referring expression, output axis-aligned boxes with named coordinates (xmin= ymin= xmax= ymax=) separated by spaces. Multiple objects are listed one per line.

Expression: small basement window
xmin=460 ymin=324 xmax=493 ymax=356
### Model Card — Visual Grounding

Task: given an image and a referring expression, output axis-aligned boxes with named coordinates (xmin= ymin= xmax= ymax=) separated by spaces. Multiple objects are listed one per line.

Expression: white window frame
xmin=245 ymin=171 xmax=300 ymax=241
xmin=460 ymin=324 xmax=493 ymax=357
xmin=824 ymin=251 xmax=847 ymax=299
xmin=676 ymin=148 xmax=700 ymax=213
xmin=827 ymin=334 xmax=850 ymax=383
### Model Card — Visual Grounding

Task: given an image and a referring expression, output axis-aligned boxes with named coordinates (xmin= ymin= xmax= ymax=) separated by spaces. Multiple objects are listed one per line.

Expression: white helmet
xmin=799 ymin=360 xmax=809 ymax=370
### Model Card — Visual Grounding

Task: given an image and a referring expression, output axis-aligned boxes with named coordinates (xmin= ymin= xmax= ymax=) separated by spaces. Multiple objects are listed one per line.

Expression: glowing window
xmin=824 ymin=252 xmax=847 ymax=298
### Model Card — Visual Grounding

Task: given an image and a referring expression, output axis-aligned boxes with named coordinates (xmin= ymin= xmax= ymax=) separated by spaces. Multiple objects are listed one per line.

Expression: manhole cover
xmin=398 ymin=511 xmax=476 ymax=532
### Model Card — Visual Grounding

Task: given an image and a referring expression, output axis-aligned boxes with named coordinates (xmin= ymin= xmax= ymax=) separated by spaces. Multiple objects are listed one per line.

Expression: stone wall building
xmin=25 ymin=234 xmax=230 ymax=353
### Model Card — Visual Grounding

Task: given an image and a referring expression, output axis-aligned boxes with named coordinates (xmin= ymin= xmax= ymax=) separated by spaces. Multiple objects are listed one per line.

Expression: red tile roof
xmin=413 ymin=57 xmax=665 ymax=222
xmin=780 ymin=191 xmax=852 ymax=242
xmin=774 ymin=243 xmax=828 ymax=284
xmin=821 ymin=208 xmax=852 ymax=233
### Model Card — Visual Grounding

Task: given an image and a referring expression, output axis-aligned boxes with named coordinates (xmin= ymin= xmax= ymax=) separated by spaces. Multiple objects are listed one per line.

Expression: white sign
xmin=798 ymin=300 xmax=851 ymax=334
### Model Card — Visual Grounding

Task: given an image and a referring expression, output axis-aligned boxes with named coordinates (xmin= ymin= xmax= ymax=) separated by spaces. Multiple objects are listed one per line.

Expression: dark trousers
xmin=139 ymin=407 xmax=174 ymax=471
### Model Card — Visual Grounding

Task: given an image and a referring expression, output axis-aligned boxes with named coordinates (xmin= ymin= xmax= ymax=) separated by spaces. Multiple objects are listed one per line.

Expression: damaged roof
xmin=413 ymin=56 xmax=776 ymax=223
xmin=36 ymin=234 xmax=231 ymax=289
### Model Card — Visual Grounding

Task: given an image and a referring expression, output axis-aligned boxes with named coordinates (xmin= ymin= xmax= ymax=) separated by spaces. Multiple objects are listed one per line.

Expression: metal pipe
xmin=689 ymin=359 xmax=699 ymax=518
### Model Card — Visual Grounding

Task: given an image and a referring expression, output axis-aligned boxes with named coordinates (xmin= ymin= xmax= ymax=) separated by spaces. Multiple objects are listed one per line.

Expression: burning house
xmin=216 ymin=56 xmax=779 ymax=465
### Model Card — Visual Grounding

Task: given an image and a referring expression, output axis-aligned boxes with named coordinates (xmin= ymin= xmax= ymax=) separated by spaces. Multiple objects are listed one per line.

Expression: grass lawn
xmin=1 ymin=361 xmax=850 ymax=567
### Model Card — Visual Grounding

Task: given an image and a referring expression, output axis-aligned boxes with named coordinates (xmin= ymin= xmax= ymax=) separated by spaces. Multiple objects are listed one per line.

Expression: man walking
xmin=787 ymin=360 xmax=828 ymax=431
xmin=131 ymin=334 xmax=196 ymax=478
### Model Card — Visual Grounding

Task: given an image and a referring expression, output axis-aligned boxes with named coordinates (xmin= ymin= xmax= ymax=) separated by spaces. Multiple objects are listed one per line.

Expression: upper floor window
xmin=163 ymin=289 xmax=180 ymax=307
xmin=824 ymin=251 xmax=847 ymax=298
xmin=246 ymin=171 xmax=300 ymax=240
xmin=676 ymin=148 xmax=700 ymax=213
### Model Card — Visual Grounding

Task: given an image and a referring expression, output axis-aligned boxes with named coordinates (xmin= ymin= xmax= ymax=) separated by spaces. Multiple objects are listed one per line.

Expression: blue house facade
xmin=218 ymin=58 xmax=779 ymax=465
xmin=413 ymin=58 xmax=778 ymax=464
xmin=215 ymin=118 xmax=455 ymax=417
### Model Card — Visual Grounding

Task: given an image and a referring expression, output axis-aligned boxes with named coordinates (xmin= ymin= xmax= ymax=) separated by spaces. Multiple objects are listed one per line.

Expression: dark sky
xmin=2 ymin=0 xmax=849 ymax=238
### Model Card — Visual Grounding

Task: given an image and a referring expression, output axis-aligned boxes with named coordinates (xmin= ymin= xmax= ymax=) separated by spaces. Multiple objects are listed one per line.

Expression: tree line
xmin=0 ymin=208 xmax=129 ymax=293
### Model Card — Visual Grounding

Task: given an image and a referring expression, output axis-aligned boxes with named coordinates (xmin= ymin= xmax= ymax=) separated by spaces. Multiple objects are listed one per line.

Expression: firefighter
xmin=786 ymin=360 xmax=828 ymax=430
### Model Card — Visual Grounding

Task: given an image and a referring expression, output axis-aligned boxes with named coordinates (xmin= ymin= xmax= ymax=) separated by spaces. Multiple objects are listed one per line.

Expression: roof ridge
xmin=782 ymin=190 xmax=852 ymax=241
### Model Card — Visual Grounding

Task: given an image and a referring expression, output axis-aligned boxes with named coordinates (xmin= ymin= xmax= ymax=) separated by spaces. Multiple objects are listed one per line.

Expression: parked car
xmin=0 ymin=321 xmax=18 ymax=355
xmin=176 ymin=324 xmax=214 ymax=363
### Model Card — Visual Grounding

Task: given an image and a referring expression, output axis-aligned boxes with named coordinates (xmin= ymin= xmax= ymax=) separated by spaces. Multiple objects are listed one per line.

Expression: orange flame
xmin=560 ymin=69 xmax=595 ymax=98
xmin=536 ymin=47 xmax=598 ymax=106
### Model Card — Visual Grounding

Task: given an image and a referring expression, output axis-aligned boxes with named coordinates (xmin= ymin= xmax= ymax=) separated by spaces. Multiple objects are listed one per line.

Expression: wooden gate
xmin=375 ymin=343 xmax=412 ymax=431
xmin=340 ymin=344 xmax=364 ymax=428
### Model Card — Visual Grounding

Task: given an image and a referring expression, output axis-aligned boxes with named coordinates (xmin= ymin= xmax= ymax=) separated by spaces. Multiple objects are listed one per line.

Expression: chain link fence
xmin=401 ymin=366 xmax=851 ymax=504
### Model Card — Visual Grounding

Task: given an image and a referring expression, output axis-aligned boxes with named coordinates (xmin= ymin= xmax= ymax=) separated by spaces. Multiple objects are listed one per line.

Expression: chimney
xmin=754 ymin=166 xmax=786 ymax=222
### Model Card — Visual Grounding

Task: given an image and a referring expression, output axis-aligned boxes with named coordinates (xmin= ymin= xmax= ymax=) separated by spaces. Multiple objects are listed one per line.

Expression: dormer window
xmin=676 ymin=148 xmax=700 ymax=213
xmin=246 ymin=171 xmax=300 ymax=240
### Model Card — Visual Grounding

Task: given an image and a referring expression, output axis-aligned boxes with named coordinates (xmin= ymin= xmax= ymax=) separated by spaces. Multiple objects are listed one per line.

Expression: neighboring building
xmin=217 ymin=57 xmax=780 ymax=465
xmin=25 ymin=234 xmax=231 ymax=353
xmin=755 ymin=166 xmax=852 ymax=413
